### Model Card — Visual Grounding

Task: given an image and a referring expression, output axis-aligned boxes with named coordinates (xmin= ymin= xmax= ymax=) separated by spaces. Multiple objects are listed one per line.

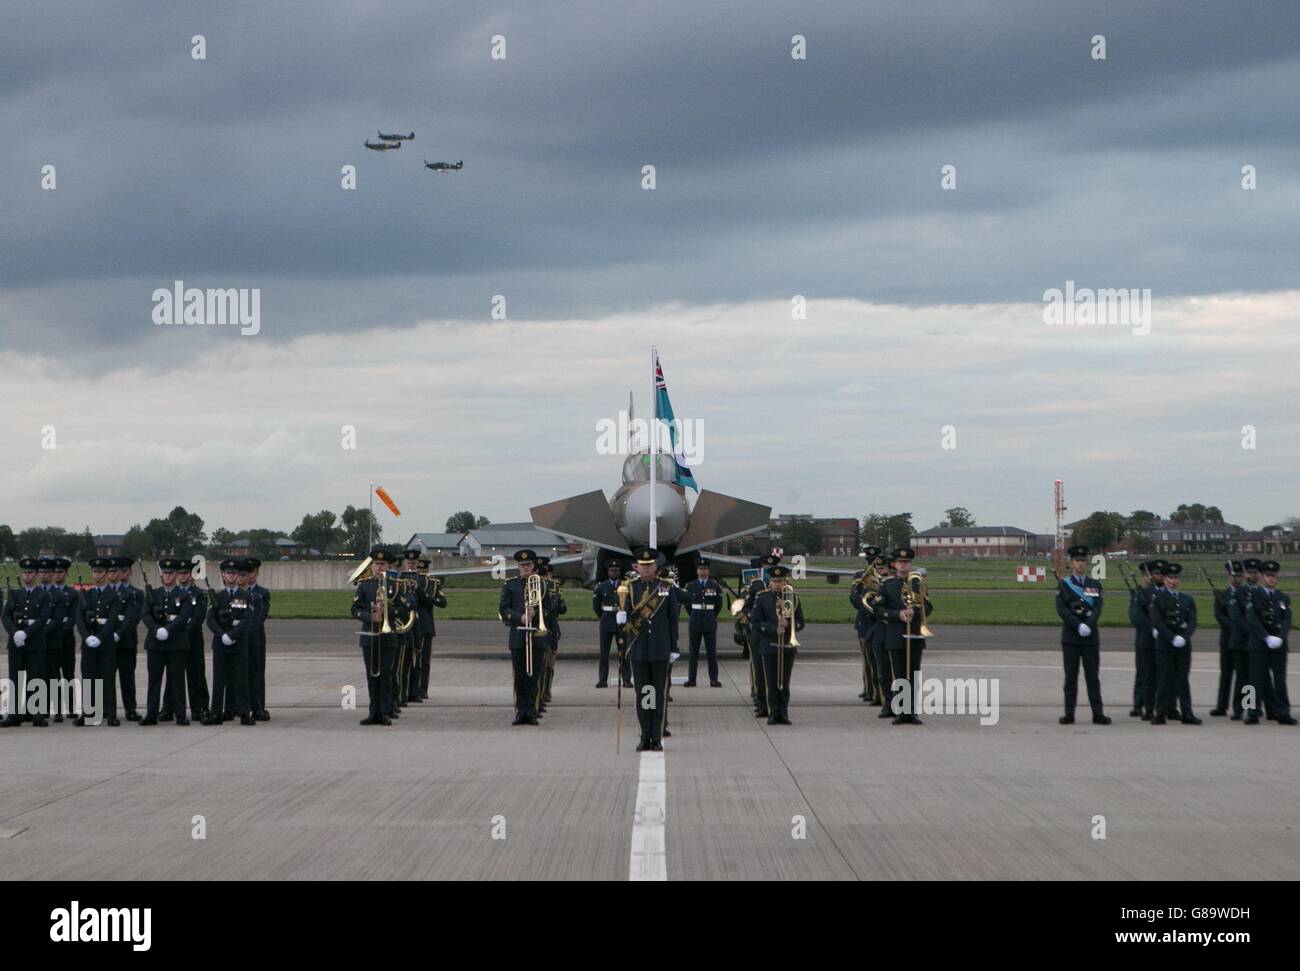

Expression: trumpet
xmin=901 ymin=573 xmax=933 ymax=638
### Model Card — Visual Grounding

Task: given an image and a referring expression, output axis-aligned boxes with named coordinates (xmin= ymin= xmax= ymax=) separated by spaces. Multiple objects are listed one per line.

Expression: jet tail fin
xmin=531 ymin=490 xmax=632 ymax=553
xmin=675 ymin=490 xmax=771 ymax=553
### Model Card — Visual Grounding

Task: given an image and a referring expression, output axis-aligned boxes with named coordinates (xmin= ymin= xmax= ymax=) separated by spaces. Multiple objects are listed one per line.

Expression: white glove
xmin=616 ymin=611 xmax=628 ymax=625
xmin=14 ymin=630 xmax=26 ymax=647
xmin=113 ymin=633 xmax=120 ymax=642
xmin=222 ymin=633 xmax=235 ymax=646
xmin=156 ymin=627 xmax=169 ymax=641
xmin=1076 ymin=623 xmax=1090 ymax=637
xmin=1172 ymin=635 xmax=1186 ymax=648
xmin=85 ymin=635 xmax=101 ymax=648
xmin=1266 ymin=635 xmax=1283 ymax=650
xmin=1152 ymin=628 xmax=1158 ymax=638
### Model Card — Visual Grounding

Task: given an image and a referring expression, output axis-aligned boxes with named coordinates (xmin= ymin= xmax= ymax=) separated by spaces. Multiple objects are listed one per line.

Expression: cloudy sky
xmin=2 ymin=0 xmax=1298 ymax=539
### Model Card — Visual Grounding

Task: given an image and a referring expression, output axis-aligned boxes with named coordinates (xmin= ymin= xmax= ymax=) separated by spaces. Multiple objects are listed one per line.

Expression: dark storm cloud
xmin=1 ymin=0 xmax=1298 ymax=358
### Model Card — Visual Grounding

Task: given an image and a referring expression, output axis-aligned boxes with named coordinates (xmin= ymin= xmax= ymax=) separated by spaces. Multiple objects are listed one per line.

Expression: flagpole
xmin=368 ymin=481 xmax=375 ymax=551
xmin=649 ymin=346 xmax=657 ymax=550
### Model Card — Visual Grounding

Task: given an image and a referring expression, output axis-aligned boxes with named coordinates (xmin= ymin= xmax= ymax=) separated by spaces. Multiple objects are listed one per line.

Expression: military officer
xmin=2 ymin=556 xmax=52 ymax=726
xmin=110 ymin=556 xmax=144 ymax=721
xmin=1147 ymin=562 xmax=1199 ymax=724
xmin=748 ymin=564 xmax=804 ymax=725
xmin=413 ymin=556 xmax=446 ymax=702
xmin=350 ymin=549 xmax=402 ymax=726
xmin=1232 ymin=558 xmax=1265 ymax=720
xmin=1055 ymin=545 xmax=1110 ymax=725
xmin=205 ymin=559 xmax=255 ymax=725
xmin=1225 ymin=560 xmax=1254 ymax=720
xmin=681 ymin=558 xmax=723 ymax=687
xmin=1126 ymin=561 xmax=1156 ymax=718
xmin=139 ymin=558 xmax=196 ymax=725
xmin=37 ymin=558 xmax=73 ymax=721
xmin=876 ymin=547 xmax=932 ymax=725
xmin=850 ymin=547 xmax=881 ymax=703
xmin=593 ymin=560 xmax=631 ymax=688
xmin=161 ymin=559 xmax=210 ymax=722
xmin=498 ymin=549 xmax=547 ymax=726
xmin=43 ymin=558 xmax=79 ymax=721
xmin=1209 ymin=561 xmax=1244 ymax=717
xmin=536 ymin=557 xmax=566 ymax=711
xmin=394 ymin=549 xmax=423 ymax=706
xmin=616 ymin=548 xmax=678 ymax=751
xmin=1139 ymin=560 xmax=1175 ymax=719
xmin=74 ymin=557 xmax=122 ymax=726
xmin=243 ymin=559 xmax=271 ymax=721
xmin=868 ymin=554 xmax=895 ymax=718
xmin=1244 ymin=560 xmax=1294 ymax=725
xmin=745 ymin=555 xmax=779 ymax=717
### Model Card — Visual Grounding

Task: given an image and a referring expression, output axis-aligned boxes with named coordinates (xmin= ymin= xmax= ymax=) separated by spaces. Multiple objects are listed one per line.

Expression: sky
xmin=1 ymin=0 xmax=1298 ymax=539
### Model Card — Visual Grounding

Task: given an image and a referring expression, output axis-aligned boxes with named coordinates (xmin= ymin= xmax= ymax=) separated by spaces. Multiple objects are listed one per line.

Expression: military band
xmin=1 ymin=543 xmax=1293 ymax=736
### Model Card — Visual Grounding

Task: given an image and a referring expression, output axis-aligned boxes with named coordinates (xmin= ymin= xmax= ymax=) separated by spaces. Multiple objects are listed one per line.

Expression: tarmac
xmin=1 ymin=620 xmax=1297 ymax=880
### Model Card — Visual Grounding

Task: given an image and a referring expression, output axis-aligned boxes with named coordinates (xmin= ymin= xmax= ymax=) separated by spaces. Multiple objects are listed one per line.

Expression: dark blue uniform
xmin=875 ymin=575 xmax=932 ymax=722
xmin=681 ymin=577 xmax=723 ymax=685
xmin=742 ymin=578 xmax=767 ymax=713
xmin=351 ymin=576 xmax=405 ymax=724
xmin=1056 ymin=573 xmax=1105 ymax=721
xmin=749 ymin=588 xmax=804 ymax=723
xmin=248 ymin=581 xmax=271 ymax=718
xmin=206 ymin=587 xmax=254 ymax=723
xmin=142 ymin=585 xmax=196 ymax=722
xmin=592 ymin=577 xmax=631 ymax=687
xmin=114 ymin=581 xmax=144 ymax=718
xmin=413 ymin=576 xmax=446 ymax=700
xmin=162 ymin=581 xmax=210 ymax=720
xmin=1227 ymin=584 xmax=1252 ymax=717
xmin=1128 ymin=581 xmax=1157 ymax=716
xmin=1211 ymin=584 xmax=1238 ymax=714
xmin=849 ymin=579 xmax=880 ymax=703
xmin=1244 ymin=585 xmax=1292 ymax=723
xmin=499 ymin=576 xmax=546 ymax=724
xmin=47 ymin=582 xmax=79 ymax=715
xmin=2 ymin=585 xmax=52 ymax=725
xmin=618 ymin=577 xmax=678 ymax=749
xmin=1148 ymin=588 xmax=1197 ymax=723
xmin=75 ymin=586 xmax=122 ymax=724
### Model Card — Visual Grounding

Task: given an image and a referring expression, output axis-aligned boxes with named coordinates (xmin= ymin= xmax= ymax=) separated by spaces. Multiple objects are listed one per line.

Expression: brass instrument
xmin=522 ymin=572 xmax=548 ymax=675
xmin=901 ymin=572 xmax=933 ymax=638
xmin=775 ymin=584 xmax=799 ymax=690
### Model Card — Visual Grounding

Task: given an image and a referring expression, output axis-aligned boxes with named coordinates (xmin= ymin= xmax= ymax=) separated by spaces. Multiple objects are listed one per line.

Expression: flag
xmin=653 ymin=354 xmax=698 ymax=493
xmin=374 ymin=485 xmax=401 ymax=517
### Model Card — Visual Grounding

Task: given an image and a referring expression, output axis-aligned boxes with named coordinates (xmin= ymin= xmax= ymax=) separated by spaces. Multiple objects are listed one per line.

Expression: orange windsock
xmin=374 ymin=485 xmax=401 ymax=517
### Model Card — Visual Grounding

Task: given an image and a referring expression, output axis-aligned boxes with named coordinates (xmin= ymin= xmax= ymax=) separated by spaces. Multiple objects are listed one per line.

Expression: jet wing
xmin=412 ymin=553 xmax=588 ymax=583
xmin=674 ymin=490 xmax=772 ymax=554
xmin=701 ymin=551 xmax=857 ymax=584
xmin=531 ymin=490 xmax=633 ymax=554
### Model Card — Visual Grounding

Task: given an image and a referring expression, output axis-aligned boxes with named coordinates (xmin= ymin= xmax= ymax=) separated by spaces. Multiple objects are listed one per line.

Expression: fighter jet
xmin=379 ymin=129 xmax=415 ymax=141
xmin=420 ymin=361 xmax=850 ymax=590
xmin=364 ymin=139 xmax=401 ymax=151
xmin=424 ymin=160 xmax=463 ymax=172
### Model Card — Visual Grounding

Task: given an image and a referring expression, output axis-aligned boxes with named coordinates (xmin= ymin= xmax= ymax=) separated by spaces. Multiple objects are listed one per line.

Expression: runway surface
xmin=1 ymin=621 xmax=1297 ymax=880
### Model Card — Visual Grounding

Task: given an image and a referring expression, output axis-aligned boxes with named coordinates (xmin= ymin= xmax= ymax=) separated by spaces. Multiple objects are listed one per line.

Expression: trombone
xmin=901 ymin=573 xmax=933 ymax=638
xmin=775 ymin=584 xmax=800 ymax=689
xmin=521 ymin=572 xmax=548 ymax=676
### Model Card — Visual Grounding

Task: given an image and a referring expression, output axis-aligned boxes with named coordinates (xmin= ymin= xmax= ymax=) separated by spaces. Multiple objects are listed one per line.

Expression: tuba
xmin=901 ymin=573 xmax=933 ymax=638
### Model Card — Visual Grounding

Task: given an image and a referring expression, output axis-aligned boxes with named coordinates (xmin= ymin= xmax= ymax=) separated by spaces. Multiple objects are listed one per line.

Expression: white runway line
xmin=629 ymin=750 xmax=667 ymax=881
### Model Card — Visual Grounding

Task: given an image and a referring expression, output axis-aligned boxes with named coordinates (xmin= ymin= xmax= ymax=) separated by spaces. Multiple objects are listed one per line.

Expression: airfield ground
xmin=1 ymin=619 xmax=1296 ymax=880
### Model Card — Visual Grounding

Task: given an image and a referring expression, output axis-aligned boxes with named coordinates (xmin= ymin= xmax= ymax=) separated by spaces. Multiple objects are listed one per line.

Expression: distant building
xmin=404 ymin=532 xmax=465 ymax=555
xmin=1126 ymin=519 xmax=1243 ymax=554
xmin=458 ymin=522 xmax=578 ymax=558
xmin=911 ymin=526 xmax=1036 ymax=558
xmin=93 ymin=534 xmax=126 ymax=556
xmin=759 ymin=515 xmax=861 ymax=556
